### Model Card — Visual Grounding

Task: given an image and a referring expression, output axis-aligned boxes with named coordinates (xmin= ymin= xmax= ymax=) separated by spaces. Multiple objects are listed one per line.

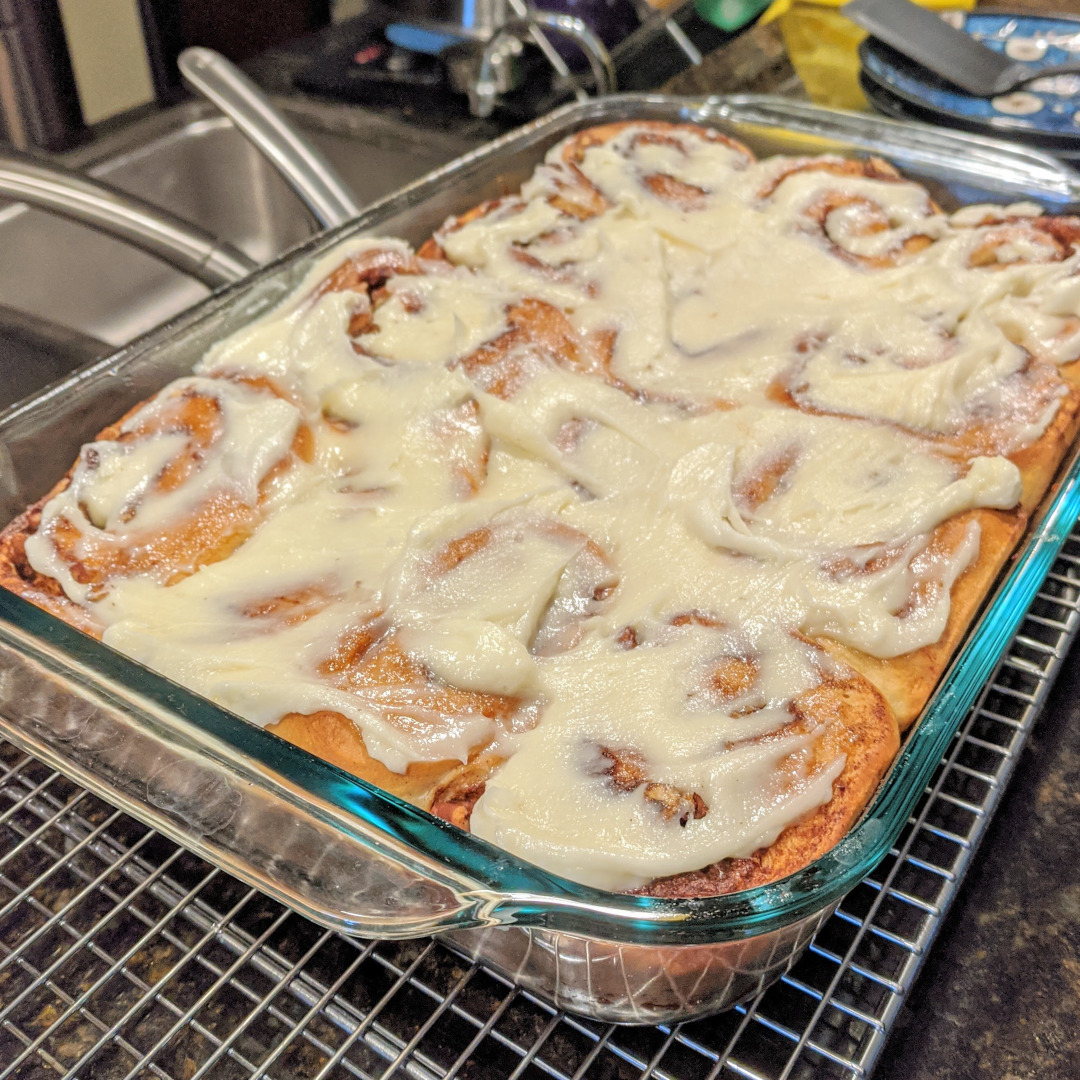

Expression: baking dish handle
xmin=703 ymin=94 xmax=1080 ymax=206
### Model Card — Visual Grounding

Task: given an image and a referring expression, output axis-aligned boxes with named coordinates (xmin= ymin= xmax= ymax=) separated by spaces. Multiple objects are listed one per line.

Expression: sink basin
xmin=0 ymin=100 xmax=478 ymax=358
xmin=0 ymin=304 xmax=108 ymax=406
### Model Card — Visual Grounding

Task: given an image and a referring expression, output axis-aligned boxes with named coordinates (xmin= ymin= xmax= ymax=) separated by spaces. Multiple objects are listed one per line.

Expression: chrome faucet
xmin=469 ymin=10 xmax=617 ymax=118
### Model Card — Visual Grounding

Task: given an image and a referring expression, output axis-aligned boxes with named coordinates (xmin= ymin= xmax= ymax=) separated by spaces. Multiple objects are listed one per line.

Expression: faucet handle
xmin=470 ymin=11 xmax=617 ymax=118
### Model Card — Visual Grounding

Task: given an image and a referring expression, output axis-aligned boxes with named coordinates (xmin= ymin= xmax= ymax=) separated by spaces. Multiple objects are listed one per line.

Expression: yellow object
xmin=761 ymin=0 xmax=977 ymax=111
xmin=58 ymin=0 xmax=154 ymax=124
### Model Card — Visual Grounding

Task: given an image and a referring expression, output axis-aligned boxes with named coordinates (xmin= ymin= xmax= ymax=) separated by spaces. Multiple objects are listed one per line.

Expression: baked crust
xmin=818 ymin=355 xmax=1080 ymax=731
xmin=269 ymin=710 xmax=505 ymax=809
xmin=635 ymin=669 xmax=898 ymax=898
xmin=2 ymin=120 xmax=1077 ymax=898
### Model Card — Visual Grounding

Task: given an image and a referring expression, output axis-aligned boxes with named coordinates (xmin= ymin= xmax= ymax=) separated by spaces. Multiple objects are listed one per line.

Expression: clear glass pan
xmin=2 ymin=95 xmax=1079 ymax=1022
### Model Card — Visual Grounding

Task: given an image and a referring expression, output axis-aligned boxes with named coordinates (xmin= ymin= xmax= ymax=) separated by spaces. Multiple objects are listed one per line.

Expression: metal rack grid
xmin=1 ymin=531 xmax=1078 ymax=1080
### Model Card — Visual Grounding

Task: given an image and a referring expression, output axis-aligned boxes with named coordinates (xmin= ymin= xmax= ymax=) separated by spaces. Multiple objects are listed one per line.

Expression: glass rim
xmin=0 ymin=93 xmax=1077 ymax=946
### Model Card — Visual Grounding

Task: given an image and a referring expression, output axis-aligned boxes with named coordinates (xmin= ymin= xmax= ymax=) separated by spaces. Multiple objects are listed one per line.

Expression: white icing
xmin=24 ymin=122 xmax=1076 ymax=890
xmin=26 ymin=377 xmax=301 ymax=605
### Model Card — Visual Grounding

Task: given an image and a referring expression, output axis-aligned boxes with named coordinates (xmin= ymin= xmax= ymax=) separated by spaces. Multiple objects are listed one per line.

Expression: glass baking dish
xmin=2 ymin=94 xmax=1079 ymax=1024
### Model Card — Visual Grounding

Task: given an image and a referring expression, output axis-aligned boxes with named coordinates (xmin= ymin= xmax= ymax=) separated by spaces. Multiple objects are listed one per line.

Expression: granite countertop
xmin=874 ymin=645 xmax=1080 ymax=1079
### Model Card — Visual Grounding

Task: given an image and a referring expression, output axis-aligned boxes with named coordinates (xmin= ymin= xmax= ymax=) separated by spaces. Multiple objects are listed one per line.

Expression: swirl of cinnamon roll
xmin=270 ymin=510 xmax=617 ymax=807
xmin=965 ymin=215 xmax=1080 ymax=269
xmin=555 ymin=121 xmax=755 ymax=214
xmin=757 ymin=156 xmax=941 ymax=268
xmin=22 ymin=377 xmax=308 ymax=601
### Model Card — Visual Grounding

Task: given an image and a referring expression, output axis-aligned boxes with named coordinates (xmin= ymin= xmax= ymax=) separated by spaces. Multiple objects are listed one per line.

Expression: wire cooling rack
xmin=1 ymin=533 xmax=1078 ymax=1080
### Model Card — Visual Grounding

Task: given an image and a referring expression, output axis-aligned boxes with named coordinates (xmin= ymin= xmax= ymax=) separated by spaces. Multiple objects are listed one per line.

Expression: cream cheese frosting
xmin=22 ymin=123 xmax=1080 ymax=891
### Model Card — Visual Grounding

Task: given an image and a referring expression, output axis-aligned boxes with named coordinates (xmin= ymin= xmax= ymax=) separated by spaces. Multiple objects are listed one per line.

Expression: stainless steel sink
xmin=0 ymin=100 xmax=478 ymax=356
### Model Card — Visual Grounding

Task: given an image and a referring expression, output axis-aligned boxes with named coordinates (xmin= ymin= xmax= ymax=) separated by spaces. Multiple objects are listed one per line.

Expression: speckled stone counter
xmin=875 ymin=647 xmax=1080 ymax=1079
